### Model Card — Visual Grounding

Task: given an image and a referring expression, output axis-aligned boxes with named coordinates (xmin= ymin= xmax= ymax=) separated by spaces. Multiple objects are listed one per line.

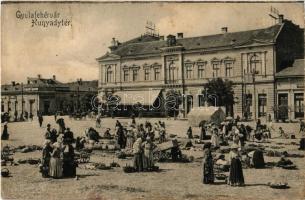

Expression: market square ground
xmin=1 ymin=116 xmax=305 ymax=200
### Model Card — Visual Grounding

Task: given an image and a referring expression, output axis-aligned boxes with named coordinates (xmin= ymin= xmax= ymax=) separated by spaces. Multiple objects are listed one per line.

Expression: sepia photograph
xmin=1 ymin=1 xmax=305 ymax=200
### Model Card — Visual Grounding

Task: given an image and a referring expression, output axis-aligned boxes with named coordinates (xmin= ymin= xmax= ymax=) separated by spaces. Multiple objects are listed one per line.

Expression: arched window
xmin=250 ymin=54 xmax=261 ymax=74
xmin=106 ymin=66 xmax=112 ymax=83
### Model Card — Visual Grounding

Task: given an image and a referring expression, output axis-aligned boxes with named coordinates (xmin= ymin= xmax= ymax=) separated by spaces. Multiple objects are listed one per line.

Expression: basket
xmin=123 ymin=166 xmax=135 ymax=173
xmin=215 ymin=174 xmax=227 ymax=180
xmin=1 ymin=168 xmax=9 ymax=177
xmin=269 ymin=183 xmax=289 ymax=189
xmin=281 ymin=164 xmax=297 ymax=170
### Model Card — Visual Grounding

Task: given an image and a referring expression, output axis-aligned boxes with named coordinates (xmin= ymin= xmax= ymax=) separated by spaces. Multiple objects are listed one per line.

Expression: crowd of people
xmin=2 ymin=111 xmax=305 ymax=186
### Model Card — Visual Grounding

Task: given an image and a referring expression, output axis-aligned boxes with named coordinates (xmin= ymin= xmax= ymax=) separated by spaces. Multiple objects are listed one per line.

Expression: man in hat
xmin=45 ymin=124 xmax=52 ymax=140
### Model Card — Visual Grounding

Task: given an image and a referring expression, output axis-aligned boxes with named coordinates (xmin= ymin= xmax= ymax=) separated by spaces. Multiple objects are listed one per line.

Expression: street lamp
xmin=252 ymin=70 xmax=259 ymax=120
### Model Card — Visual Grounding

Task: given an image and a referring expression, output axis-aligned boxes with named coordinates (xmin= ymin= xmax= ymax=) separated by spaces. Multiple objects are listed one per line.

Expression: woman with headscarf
xmin=133 ymin=136 xmax=143 ymax=172
xmin=228 ymin=143 xmax=245 ymax=186
xmin=49 ymin=141 xmax=63 ymax=178
xmin=202 ymin=142 xmax=214 ymax=184
xmin=210 ymin=128 xmax=220 ymax=148
xmin=126 ymin=127 xmax=135 ymax=149
xmin=41 ymin=140 xmax=53 ymax=177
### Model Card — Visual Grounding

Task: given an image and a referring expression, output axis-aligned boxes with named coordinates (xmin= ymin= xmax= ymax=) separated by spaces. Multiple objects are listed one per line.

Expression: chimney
xmin=52 ymin=75 xmax=56 ymax=80
xmin=177 ymin=33 xmax=184 ymax=39
xmin=159 ymin=36 xmax=164 ymax=41
xmin=221 ymin=27 xmax=228 ymax=34
xmin=109 ymin=38 xmax=119 ymax=52
xmin=278 ymin=14 xmax=284 ymax=24
xmin=37 ymin=74 xmax=41 ymax=79
xmin=11 ymin=81 xmax=16 ymax=86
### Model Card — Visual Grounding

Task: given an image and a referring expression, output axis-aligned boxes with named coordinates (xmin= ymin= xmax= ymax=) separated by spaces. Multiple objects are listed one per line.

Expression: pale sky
xmin=1 ymin=2 xmax=304 ymax=84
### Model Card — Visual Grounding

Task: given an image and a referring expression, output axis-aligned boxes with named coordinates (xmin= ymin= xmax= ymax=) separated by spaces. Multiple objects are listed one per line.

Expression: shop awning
xmin=112 ymin=90 xmax=161 ymax=106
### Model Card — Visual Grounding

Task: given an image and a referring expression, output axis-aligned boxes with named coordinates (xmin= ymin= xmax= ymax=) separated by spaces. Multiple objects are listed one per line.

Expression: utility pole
xmin=252 ymin=70 xmax=258 ymax=121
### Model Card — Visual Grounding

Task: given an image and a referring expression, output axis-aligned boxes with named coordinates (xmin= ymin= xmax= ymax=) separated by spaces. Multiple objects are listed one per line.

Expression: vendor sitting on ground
xmin=103 ymin=128 xmax=112 ymax=138
xmin=215 ymin=154 xmax=230 ymax=172
xmin=86 ymin=127 xmax=101 ymax=143
xmin=247 ymin=150 xmax=265 ymax=169
xmin=171 ymin=145 xmax=183 ymax=162
xmin=277 ymin=154 xmax=293 ymax=167
xmin=279 ymin=127 xmax=289 ymax=139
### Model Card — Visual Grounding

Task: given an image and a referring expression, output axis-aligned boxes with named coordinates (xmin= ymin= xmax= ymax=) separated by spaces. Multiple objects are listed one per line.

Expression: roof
xmin=276 ymin=59 xmax=304 ymax=77
xmin=63 ymin=80 xmax=98 ymax=92
xmin=99 ymin=24 xmax=283 ymax=59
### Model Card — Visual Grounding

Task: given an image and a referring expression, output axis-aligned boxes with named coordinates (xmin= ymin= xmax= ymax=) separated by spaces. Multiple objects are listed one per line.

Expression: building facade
xmin=97 ymin=16 xmax=304 ymax=120
xmin=1 ymin=75 xmax=98 ymax=119
xmin=275 ymin=59 xmax=304 ymax=121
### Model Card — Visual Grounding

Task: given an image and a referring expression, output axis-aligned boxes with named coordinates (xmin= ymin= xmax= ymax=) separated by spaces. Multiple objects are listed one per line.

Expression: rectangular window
xmin=294 ymin=93 xmax=304 ymax=118
xmin=185 ymin=64 xmax=193 ymax=79
xmin=258 ymin=94 xmax=267 ymax=117
xmin=132 ymin=69 xmax=138 ymax=81
xmin=198 ymin=64 xmax=205 ymax=78
xmin=144 ymin=68 xmax=150 ymax=81
xmin=154 ymin=68 xmax=160 ymax=80
xmin=123 ymin=70 xmax=129 ymax=82
xmin=212 ymin=63 xmax=220 ymax=77
xmin=225 ymin=62 xmax=233 ymax=77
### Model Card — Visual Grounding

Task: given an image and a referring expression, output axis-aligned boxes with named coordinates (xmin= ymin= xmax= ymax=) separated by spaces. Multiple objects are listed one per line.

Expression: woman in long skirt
xmin=49 ymin=142 xmax=63 ymax=178
xmin=202 ymin=142 xmax=214 ymax=184
xmin=228 ymin=144 xmax=244 ymax=186
xmin=142 ymin=137 xmax=154 ymax=171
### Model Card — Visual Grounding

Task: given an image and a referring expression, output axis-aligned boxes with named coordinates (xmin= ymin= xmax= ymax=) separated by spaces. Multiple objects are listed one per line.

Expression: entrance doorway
xmin=294 ymin=93 xmax=304 ymax=118
xmin=43 ymin=101 xmax=50 ymax=115
xmin=278 ymin=93 xmax=288 ymax=120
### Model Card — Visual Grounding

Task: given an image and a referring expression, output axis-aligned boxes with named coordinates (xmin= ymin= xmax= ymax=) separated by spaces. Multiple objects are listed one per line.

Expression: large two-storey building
xmin=97 ymin=15 xmax=304 ymax=120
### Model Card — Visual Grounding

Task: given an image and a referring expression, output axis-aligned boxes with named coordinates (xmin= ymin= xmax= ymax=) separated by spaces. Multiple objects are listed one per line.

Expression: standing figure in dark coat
xmin=45 ymin=124 xmax=52 ymax=140
xmin=38 ymin=114 xmax=43 ymax=127
xmin=1 ymin=122 xmax=9 ymax=140
xmin=62 ymin=143 xmax=76 ymax=178
xmin=116 ymin=125 xmax=126 ymax=149
xmin=63 ymin=128 xmax=74 ymax=144
xmin=56 ymin=118 xmax=66 ymax=134
xmin=202 ymin=142 xmax=214 ymax=184
xmin=199 ymin=121 xmax=206 ymax=140
xmin=187 ymin=126 xmax=193 ymax=139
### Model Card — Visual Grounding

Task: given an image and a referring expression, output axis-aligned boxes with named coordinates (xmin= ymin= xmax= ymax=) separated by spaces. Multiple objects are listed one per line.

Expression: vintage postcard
xmin=1 ymin=1 xmax=305 ymax=200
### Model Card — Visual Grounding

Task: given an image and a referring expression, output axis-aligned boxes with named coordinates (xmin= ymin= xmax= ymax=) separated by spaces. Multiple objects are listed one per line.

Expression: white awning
xmin=113 ymin=90 xmax=161 ymax=106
